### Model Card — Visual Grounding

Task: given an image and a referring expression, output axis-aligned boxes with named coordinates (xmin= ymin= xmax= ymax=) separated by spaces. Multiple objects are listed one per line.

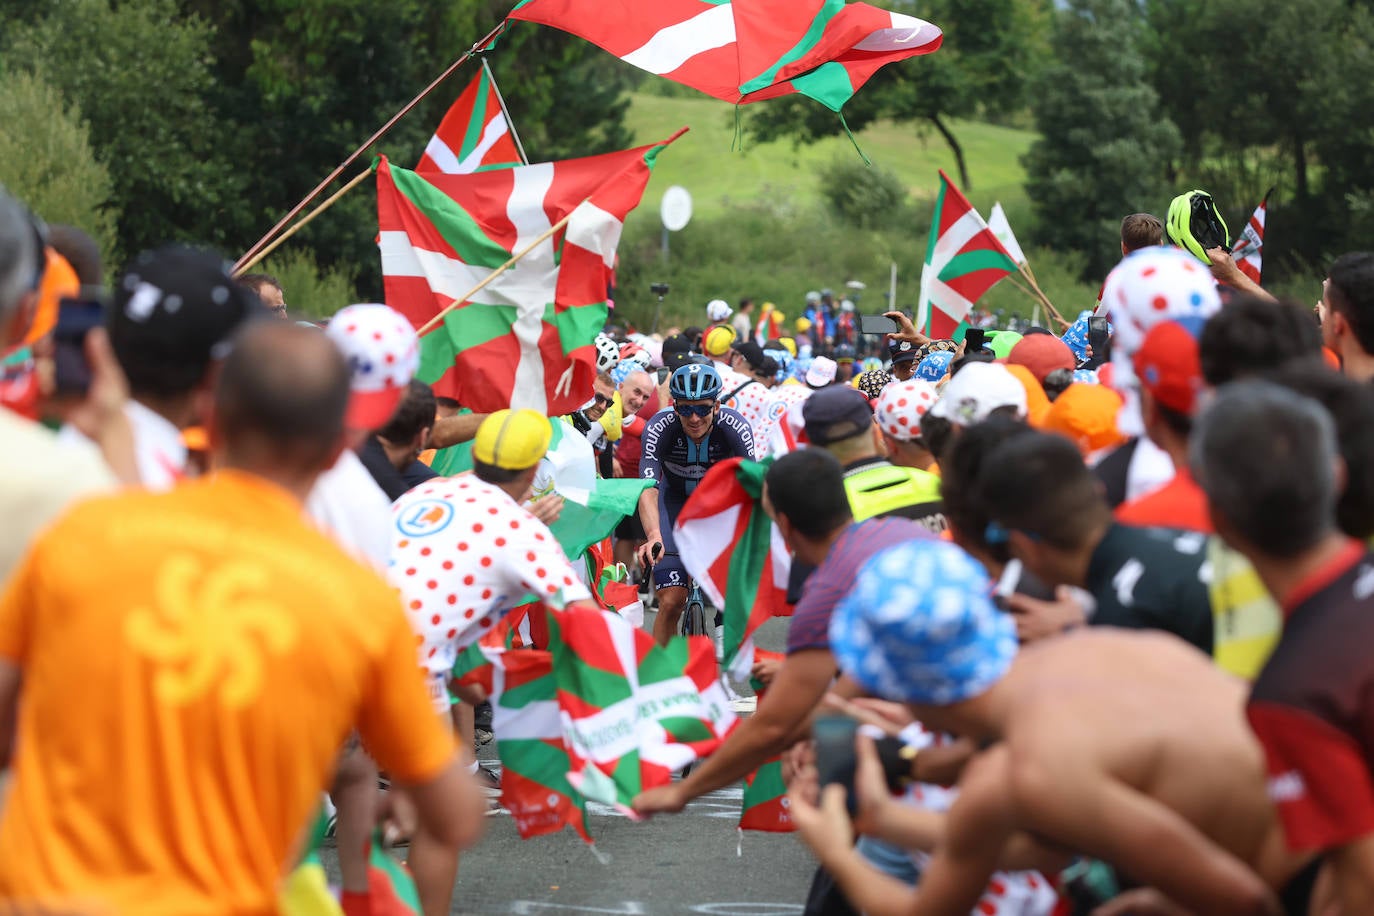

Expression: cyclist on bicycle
xmin=637 ymin=363 xmax=756 ymax=645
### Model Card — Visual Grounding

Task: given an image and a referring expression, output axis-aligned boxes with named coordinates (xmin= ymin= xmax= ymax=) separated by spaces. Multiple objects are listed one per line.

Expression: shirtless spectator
xmin=792 ymin=536 xmax=1304 ymax=916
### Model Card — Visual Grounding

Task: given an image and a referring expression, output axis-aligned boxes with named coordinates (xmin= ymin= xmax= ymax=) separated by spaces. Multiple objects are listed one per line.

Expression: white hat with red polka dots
xmin=325 ymin=303 xmax=420 ymax=431
xmin=874 ymin=379 xmax=939 ymax=442
xmin=1100 ymin=246 xmax=1221 ymax=361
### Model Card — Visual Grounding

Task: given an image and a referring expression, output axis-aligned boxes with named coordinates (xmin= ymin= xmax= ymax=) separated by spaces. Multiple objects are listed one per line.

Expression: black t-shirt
xmin=358 ymin=437 xmax=411 ymax=502
xmin=1084 ymin=523 xmax=1213 ymax=653
xmin=1093 ymin=438 xmax=1139 ymax=509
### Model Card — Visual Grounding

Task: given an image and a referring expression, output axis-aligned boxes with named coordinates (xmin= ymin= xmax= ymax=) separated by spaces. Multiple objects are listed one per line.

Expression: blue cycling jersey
xmin=640 ymin=406 xmax=756 ymax=500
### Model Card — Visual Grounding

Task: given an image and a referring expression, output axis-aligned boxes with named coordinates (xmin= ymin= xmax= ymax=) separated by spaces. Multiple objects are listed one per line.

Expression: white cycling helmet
xmin=594 ymin=333 xmax=621 ymax=372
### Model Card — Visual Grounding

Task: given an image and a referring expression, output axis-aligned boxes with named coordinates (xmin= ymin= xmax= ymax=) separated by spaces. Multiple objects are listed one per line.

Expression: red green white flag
xmin=548 ymin=608 xmax=738 ymax=812
xmin=376 ymin=129 xmax=684 ymax=414
xmin=738 ymin=671 xmax=795 ymax=833
xmin=673 ymin=457 xmax=792 ymax=683
xmin=917 ymin=170 xmax=1019 ymax=339
xmin=1230 ymin=187 xmax=1272 ymax=284
xmin=507 ymin=0 xmax=941 ymax=112
xmin=416 ymin=65 xmax=523 ymax=174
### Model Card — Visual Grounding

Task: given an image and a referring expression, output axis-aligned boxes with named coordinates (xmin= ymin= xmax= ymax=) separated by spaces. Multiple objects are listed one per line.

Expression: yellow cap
xmin=794 ymin=317 xmax=812 ymax=333
xmin=778 ymin=337 xmax=797 ymax=357
xmin=703 ymin=325 xmax=737 ymax=357
xmin=473 ymin=409 xmax=552 ymax=470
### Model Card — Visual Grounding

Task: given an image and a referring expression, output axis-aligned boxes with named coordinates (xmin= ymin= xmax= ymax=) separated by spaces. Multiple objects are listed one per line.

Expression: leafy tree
xmin=746 ymin=0 xmax=1049 ymax=190
xmin=182 ymin=0 xmax=634 ymax=296
xmin=4 ymin=0 xmax=236 ymax=259
xmin=0 ymin=68 xmax=118 ymax=264
xmin=1022 ymin=0 xmax=1180 ymax=279
xmin=816 ymin=156 xmax=911 ymax=230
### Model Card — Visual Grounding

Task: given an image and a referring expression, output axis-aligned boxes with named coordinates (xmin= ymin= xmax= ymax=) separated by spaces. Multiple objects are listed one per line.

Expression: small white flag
xmin=988 ymin=202 xmax=1028 ymax=266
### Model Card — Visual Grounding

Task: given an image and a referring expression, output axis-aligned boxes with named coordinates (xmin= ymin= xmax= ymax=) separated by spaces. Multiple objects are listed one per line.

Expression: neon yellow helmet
xmin=1166 ymin=190 xmax=1230 ymax=264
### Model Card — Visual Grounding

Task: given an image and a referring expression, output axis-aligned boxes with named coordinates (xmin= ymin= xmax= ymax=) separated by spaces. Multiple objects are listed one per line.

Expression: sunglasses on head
xmin=675 ymin=403 xmax=713 ymax=418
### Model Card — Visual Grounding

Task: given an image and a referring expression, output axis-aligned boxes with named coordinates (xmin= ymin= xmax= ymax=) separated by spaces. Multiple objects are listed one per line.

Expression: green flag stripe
xmin=636 ymin=628 xmax=691 ymax=685
xmin=923 ymin=179 xmax=947 ymax=267
xmin=390 ymin=167 xmax=509 ymax=269
xmin=660 ymin=715 xmax=713 ymax=744
xmin=612 ymin=752 xmax=642 ymax=798
xmin=559 ymin=656 xmax=634 ymax=708
xmin=746 ymin=759 xmax=788 ymax=803
xmin=458 ymin=69 xmax=493 ymax=161
xmin=739 ymin=1 xmax=846 ymax=95
xmin=500 ymin=737 xmax=581 ymax=797
xmin=786 ymin=60 xmax=856 ymax=112
xmin=939 ymin=249 xmax=1019 ymax=281
xmin=551 ymin=302 xmax=609 ymax=352
xmin=501 ymin=673 xmax=556 ymax=710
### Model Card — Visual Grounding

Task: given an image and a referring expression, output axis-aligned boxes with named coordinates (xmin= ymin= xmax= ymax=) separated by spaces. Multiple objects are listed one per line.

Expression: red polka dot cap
xmin=874 ymin=379 xmax=939 ymax=442
xmin=325 ymin=303 xmax=420 ymax=431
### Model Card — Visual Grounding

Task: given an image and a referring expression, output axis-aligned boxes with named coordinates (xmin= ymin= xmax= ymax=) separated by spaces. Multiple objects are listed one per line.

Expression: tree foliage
xmin=4 ymin=0 xmax=231 ymax=260
xmin=1022 ymin=0 xmax=1181 ymax=279
xmin=1 ymin=0 xmax=636 ymax=300
xmin=1144 ymin=0 xmax=1374 ymax=266
xmin=0 ymin=68 xmax=119 ymax=265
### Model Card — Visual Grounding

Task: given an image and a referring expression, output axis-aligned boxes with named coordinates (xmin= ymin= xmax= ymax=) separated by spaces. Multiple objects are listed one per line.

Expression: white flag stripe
xmin=494 ymin=699 xmax=563 ymax=741
xmin=931 ymin=210 xmax=987 ymax=264
xmin=565 ymin=201 xmax=625 ymax=270
xmin=621 ymin=4 xmax=737 ymax=75
xmin=929 ymin=275 xmax=976 ymax=325
xmin=508 ymin=164 xmax=558 ymax=413
xmin=422 ymin=136 xmax=463 ymax=175
xmin=853 ymin=12 xmax=941 ymax=52
xmin=454 ymin=116 xmax=513 ymax=175
xmin=988 ymin=202 xmax=1027 ymax=266
xmin=379 ymin=231 xmax=557 ymax=309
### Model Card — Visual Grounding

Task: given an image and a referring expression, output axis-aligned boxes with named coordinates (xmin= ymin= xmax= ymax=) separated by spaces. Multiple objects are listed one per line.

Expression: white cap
xmin=928 ymin=362 xmax=1027 ymax=426
xmin=706 ymin=299 xmax=733 ymax=322
xmin=325 ymin=303 xmax=420 ymax=430
xmin=806 ymin=356 xmax=838 ymax=388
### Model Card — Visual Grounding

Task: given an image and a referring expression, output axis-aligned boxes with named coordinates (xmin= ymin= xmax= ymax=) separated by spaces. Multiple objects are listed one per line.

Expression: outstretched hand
xmin=884 ymin=311 xmax=930 ymax=348
xmin=632 ymin=782 xmax=688 ymax=818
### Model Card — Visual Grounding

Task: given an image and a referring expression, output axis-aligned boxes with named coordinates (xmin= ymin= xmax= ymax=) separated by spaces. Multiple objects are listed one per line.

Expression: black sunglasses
xmin=675 ymin=403 xmax=713 ymax=418
xmin=592 ymin=392 xmax=613 ymax=406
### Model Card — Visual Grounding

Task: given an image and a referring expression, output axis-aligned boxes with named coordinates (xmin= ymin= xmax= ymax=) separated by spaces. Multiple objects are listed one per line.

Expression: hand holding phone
xmin=813 ymin=714 xmax=859 ymax=817
xmin=858 ymin=314 xmax=899 ymax=336
xmin=53 ymin=298 xmax=106 ymax=396
xmin=964 ymin=327 xmax=987 ymax=353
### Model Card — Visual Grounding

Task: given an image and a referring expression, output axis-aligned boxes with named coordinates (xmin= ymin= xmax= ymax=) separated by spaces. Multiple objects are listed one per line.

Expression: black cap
xmin=731 ymin=340 xmax=766 ymax=370
xmin=888 ymin=339 xmax=919 ymax=364
xmin=110 ymin=245 xmax=257 ymax=398
xmin=802 ymin=385 xmax=874 ymax=446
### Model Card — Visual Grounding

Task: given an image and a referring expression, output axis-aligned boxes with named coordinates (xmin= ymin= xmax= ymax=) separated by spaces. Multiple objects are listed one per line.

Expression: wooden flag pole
xmin=233 ymin=20 xmax=508 ymax=273
xmin=482 ymin=56 xmax=529 ymax=166
xmin=232 ymin=170 xmax=372 ymax=278
xmin=415 ymin=203 xmax=583 ymax=337
xmin=1019 ymin=265 xmax=1071 ymax=329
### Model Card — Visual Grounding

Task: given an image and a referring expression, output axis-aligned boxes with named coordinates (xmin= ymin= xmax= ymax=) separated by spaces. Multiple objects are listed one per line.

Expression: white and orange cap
xmin=874 ymin=379 xmax=939 ymax=441
xmin=325 ymin=303 xmax=419 ymax=431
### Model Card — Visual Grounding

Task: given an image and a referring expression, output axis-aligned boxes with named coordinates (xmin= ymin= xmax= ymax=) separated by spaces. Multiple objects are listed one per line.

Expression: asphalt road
xmin=321 ymin=612 xmax=819 ymax=914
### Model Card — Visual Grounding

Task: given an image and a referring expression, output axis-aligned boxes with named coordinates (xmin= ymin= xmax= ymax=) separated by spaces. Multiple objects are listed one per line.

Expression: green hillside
xmin=608 ymin=92 xmax=1101 ymax=329
xmin=623 ymin=91 xmax=1037 ymax=223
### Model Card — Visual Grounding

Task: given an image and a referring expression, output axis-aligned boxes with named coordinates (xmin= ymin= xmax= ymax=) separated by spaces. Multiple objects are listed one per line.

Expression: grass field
xmin=607 ymin=91 xmax=1104 ymax=328
xmin=623 ymin=91 xmax=1038 ymax=226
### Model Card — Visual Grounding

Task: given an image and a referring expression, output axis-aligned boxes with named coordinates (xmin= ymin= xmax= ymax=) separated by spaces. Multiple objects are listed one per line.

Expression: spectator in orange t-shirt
xmin=0 ymin=322 xmax=483 ymax=916
xmin=1116 ymin=318 xmax=1213 ymax=532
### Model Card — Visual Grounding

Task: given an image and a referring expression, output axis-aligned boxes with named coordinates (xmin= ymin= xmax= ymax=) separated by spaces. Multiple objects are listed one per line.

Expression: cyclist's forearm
xmin=638 ymin=487 xmax=661 ymax=536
